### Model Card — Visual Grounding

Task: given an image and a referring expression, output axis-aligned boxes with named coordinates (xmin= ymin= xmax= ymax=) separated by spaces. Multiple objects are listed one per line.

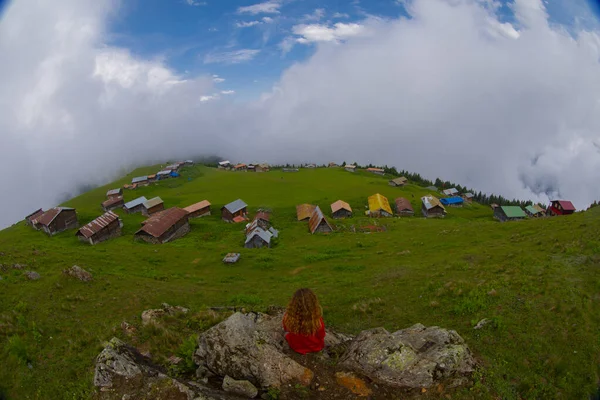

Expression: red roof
xmin=232 ymin=215 xmax=246 ymax=223
xmin=25 ymin=209 xmax=44 ymax=222
xmin=77 ymin=211 xmax=119 ymax=238
xmin=136 ymin=207 xmax=188 ymax=238
xmin=32 ymin=208 xmax=76 ymax=227
xmin=555 ymin=200 xmax=575 ymax=211
xmin=102 ymin=196 xmax=124 ymax=208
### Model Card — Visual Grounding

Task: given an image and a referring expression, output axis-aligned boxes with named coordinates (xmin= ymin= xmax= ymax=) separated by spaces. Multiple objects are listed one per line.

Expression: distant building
xmin=183 ymin=200 xmax=211 ymax=218
xmin=525 ymin=205 xmax=544 ymax=218
xmin=395 ymin=198 xmax=414 ymax=216
xmin=218 ymin=160 xmax=231 ymax=168
xmin=328 ymin=162 xmax=338 ymax=168
xmin=309 ymin=206 xmax=333 ymax=234
xmin=366 ymin=167 xmax=385 ymax=176
xmin=367 ymin=193 xmax=393 ymax=217
xmin=253 ymin=211 xmax=271 ymax=230
xmin=305 ymin=163 xmax=317 ymax=169
xmin=547 ymin=200 xmax=576 ymax=216
xmin=344 ymin=165 xmax=357 ymax=173
xmin=157 ymin=170 xmax=171 ymax=180
xmin=123 ymin=196 xmax=148 ymax=214
xmin=440 ymin=197 xmax=464 ymax=207
xmin=164 ymin=164 xmax=180 ymax=172
xmin=389 ymin=177 xmax=408 ymax=187
xmin=490 ymin=203 xmax=500 ymax=210
xmin=533 ymin=204 xmax=546 ymax=214
xmin=32 ymin=207 xmax=78 ymax=236
xmin=442 ymin=188 xmax=459 ymax=196
xmin=76 ymin=211 xmax=122 ymax=245
xmin=25 ymin=209 xmax=44 ymax=228
xmin=256 ymin=163 xmax=270 ymax=172
xmin=247 ymin=164 xmax=256 ymax=172
xmin=135 ymin=207 xmax=190 ymax=244
xmin=131 ymin=176 xmax=149 ymax=186
xmin=296 ymin=204 xmax=316 ymax=221
xmin=331 ymin=200 xmax=352 ymax=219
xmin=245 ymin=227 xmax=273 ymax=249
xmin=184 ymin=160 xmax=194 ymax=166
xmin=106 ymin=188 xmax=123 ymax=199
xmin=421 ymin=196 xmax=446 ymax=218
xmin=233 ymin=164 xmax=247 ymax=171
xmin=102 ymin=196 xmax=124 ymax=212
xmin=221 ymin=199 xmax=248 ymax=222
xmin=147 ymin=174 xmax=157 ymax=182
xmin=461 ymin=192 xmax=474 ymax=202
xmin=494 ymin=206 xmax=527 ymax=222
xmin=142 ymin=197 xmax=165 ymax=217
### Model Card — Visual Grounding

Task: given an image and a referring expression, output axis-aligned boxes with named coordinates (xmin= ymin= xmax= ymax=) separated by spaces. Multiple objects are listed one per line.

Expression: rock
xmin=222 ymin=375 xmax=258 ymax=398
xmin=194 ymin=312 xmax=314 ymax=388
xmin=335 ymin=371 xmax=372 ymax=397
xmin=473 ymin=318 xmax=491 ymax=330
xmin=12 ymin=264 xmax=24 ymax=270
xmin=93 ymin=337 xmax=237 ymax=400
xmin=339 ymin=324 xmax=475 ymax=389
xmin=141 ymin=303 xmax=189 ymax=326
xmin=24 ymin=271 xmax=40 ymax=280
xmin=120 ymin=321 xmax=137 ymax=337
xmin=63 ymin=265 xmax=93 ymax=282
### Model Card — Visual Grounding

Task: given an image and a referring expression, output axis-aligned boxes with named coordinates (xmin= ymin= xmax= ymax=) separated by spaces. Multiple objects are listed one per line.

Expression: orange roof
xmin=296 ymin=204 xmax=316 ymax=221
xmin=368 ymin=194 xmax=393 ymax=215
xmin=136 ymin=208 xmax=188 ymax=237
xmin=184 ymin=200 xmax=211 ymax=213
xmin=148 ymin=174 xmax=156 ymax=179
xmin=232 ymin=215 xmax=246 ymax=223
xmin=331 ymin=200 xmax=352 ymax=213
xmin=234 ymin=164 xmax=247 ymax=169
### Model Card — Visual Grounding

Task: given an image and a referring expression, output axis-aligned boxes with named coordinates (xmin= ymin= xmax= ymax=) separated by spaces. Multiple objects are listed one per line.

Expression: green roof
xmin=501 ymin=206 xmax=527 ymax=218
xmin=525 ymin=205 xmax=541 ymax=215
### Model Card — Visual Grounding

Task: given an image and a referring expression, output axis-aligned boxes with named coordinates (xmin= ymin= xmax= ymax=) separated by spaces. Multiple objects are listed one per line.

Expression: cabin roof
xmin=106 ymin=188 xmax=122 ymax=196
xmin=102 ymin=196 xmax=124 ymax=207
xmin=368 ymin=193 xmax=393 ymax=214
xmin=553 ymin=200 xmax=576 ymax=211
xmin=390 ymin=177 xmax=408 ymax=185
xmin=124 ymin=196 xmax=148 ymax=209
xmin=440 ymin=197 xmax=464 ymax=205
xmin=223 ymin=199 xmax=248 ymax=214
xmin=32 ymin=207 xmax=75 ymax=226
xmin=245 ymin=227 xmax=272 ymax=244
xmin=395 ymin=197 xmax=413 ymax=212
xmin=296 ymin=204 xmax=316 ymax=221
xmin=421 ymin=195 xmax=445 ymax=211
xmin=525 ymin=205 xmax=542 ymax=215
xmin=500 ymin=206 xmax=527 ymax=218
xmin=308 ymin=206 xmax=333 ymax=233
xmin=77 ymin=211 xmax=119 ymax=239
xmin=183 ymin=200 xmax=211 ymax=213
xmin=136 ymin=207 xmax=188 ymax=238
xmin=131 ymin=176 xmax=148 ymax=184
xmin=331 ymin=200 xmax=352 ymax=213
xmin=143 ymin=197 xmax=164 ymax=209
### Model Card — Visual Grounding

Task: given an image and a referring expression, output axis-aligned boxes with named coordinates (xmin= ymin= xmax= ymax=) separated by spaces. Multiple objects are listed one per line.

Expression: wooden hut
xmin=102 ymin=196 xmax=124 ymax=212
xmin=25 ymin=209 xmax=44 ymax=228
xmin=134 ymin=207 xmax=190 ymax=244
xmin=76 ymin=211 xmax=122 ymax=245
xmin=32 ymin=207 xmax=78 ymax=236
xmin=440 ymin=197 xmax=464 ymax=207
xmin=525 ymin=205 xmax=544 ymax=218
xmin=233 ymin=164 xmax=247 ymax=171
xmin=395 ymin=198 xmax=414 ymax=216
xmin=131 ymin=176 xmax=149 ymax=187
xmin=309 ymin=206 xmax=333 ymax=234
xmin=547 ymin=200 xmax=576 ymax=216
xmin=183 ymin=200 xmax=211 ymax=218
xmin=253 ymin=211 xmax=271 ymax=230
xmin=367 ymin=194 xmax=393 ymax=217
xmin=331 ymin=200 xmax=352 ymax=219
xmin=389 ymin=177 xmax=408 ymax=187
xmin=296 ymin=204 xmax=316 ymax=221
xmin=218 ymin=160 xmax=231 ymax=169
xmin=344 ymin=165 xmax=356 ymax=173
xmin=366 ymin=167 xmax=385 ymax=176
xmin=123 ymin=196 xmax=148 ymax=214
xmin=494 ymin=206 xmax=527 ymax=222
xmin=461 ymin=192 xmax=474 ymax=203
xmin=256 ymin=163 xmax=270 ymax=172
xmin=221 ymin=199 xmax=248 ymax=222
xmin=421 ymin=196 xmax=446 ymax=218
xmin=142 ymin=197 xmax=165 ymax=217
xmin=442 ymin=188 xmax=459 ymax=196
xmin=245 ymin=227 xmax=273 ymax=249
xmin=106 ymin=188 xmax=123 ymax=199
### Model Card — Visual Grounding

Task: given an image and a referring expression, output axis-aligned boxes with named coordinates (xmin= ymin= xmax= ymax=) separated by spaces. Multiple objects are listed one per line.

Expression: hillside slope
xmin=0 ymin=165 xmax=599 ymax=399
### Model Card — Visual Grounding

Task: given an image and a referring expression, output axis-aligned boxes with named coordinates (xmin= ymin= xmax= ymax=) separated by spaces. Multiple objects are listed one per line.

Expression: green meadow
xmin=0 ymin=165 xmax=599 ymax=399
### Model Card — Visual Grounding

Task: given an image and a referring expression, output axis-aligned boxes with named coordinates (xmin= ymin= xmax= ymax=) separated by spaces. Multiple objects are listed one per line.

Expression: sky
xmin=1 ymin=0 xmax=600 ymax=228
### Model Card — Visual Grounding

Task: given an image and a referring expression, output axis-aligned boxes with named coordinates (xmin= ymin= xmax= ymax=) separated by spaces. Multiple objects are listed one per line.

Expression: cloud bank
xmin=1 ymin=0 xmax=600 ymax=228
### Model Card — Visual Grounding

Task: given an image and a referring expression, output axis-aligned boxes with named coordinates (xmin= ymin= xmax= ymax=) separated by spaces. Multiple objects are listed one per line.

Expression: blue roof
xmin=170 ymin=171 xmax=180 ymax=177
xmin=132 ymin=176 xmax=148 ymax=184
xmin=440 ymin=197 xmax=464 ymax=205
xmin=124 ymin=196 xmax=148 ymax=209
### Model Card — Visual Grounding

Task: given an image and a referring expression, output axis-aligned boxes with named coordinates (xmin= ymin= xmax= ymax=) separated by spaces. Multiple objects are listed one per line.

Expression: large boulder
xmin=194 ymin=312 xmax=314 ymax=388
xmin=339 ymin=323 xmax=475 ymax=389
xmin=94 ymin=337 xmax=236 ymax=400
xmin=63 ymin=265 xmax=93 ymax=282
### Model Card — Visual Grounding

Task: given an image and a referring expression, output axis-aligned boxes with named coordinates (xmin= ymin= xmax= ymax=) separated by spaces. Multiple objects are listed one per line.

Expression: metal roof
xmin=308 ymin=206 xmax=333 ymax=234
xmin=296 ymin=204 xmax=316 ymax=221
xmin=394 ymin=198 xmax=413 ymax=212
xmin=255 ymin=211 xmax=270 ymax=221
xmin=157 ymin=170 xmax=171 ymax=176
xmin=234 ymin=164 xmax=247 ymax=169
xmin=106 ymin=188 xmax=122 ymax=197
xmin=442 ymin=188 xmax=459 ymax=196
xmin=440 ymin=197 xmax=464 ymax=205
xmin=500 ymin=206 xmax=527 ymax=218
xmin=32 ymin=207 xmax=75 ymax=226
xmin=183 ymin=200 xmax=211 ymax=213
xmin=367 ymin=168 xmax=385 ymax=172
xmin=345 ymin=165 xmax=356 ymax=169
xmin=421 ymin=195 xmax=445 ymax=211
xmin=147 ymin=174 xmax=156 ymax=179
xmin=25 ymin=209 xmax=44 ymax=221
xmin=77 ymin=211 xmax=120 ymax=239
xmin=533 ymin=204 xmax=546 ymax=213
xmin=124 ymin=196 xmax=148 ymax=209
xmin=553 ymin=200 xmax=576 ymax=211
xmin=390 ymin=177 xmax=407 ymax=185
xmin=269 ymin=227 xmax=279 ymax=238
xmin=102 ymin=196 xmax=123 ymax=207
xmin=131 ymin=176 xmax=148 ymax=184
xmin=525 ymin=205 xmax=542 ymax=215
xmin=331 ymin=200 xmax=352 ymax=213
xmin=218 ymin=160 xmax=231 ymax=166
xmin=143 ymin=197 xmax=164 ymax=209
xmin=463 ymin=192 xmax=474 ymax=198
xmin=136 ymin=207 xmax=188 ymax=238
xmin=223 ymin=199 xmax=248 ymax=214
xmin=368 ymin=194 xmax=393 ymax=215
xmin=245 ymin=227 xmax=272 ymax=245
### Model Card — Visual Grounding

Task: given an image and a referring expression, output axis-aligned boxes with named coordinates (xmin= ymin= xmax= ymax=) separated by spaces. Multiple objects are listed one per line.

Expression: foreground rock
xmin=94 ymin=338 xmax=236 ymax=400
xmin=222 ymin=375 xmax=258 ymax=398
xmin=141 ymin=303 xmax=189 ymax=326
xmin=24 ymin=271 xmax=40 ymax=280
xmin=339 ymin=323 xmax=475 ymax=389
xmin=63 ymin=265 xmax=93 ymax=282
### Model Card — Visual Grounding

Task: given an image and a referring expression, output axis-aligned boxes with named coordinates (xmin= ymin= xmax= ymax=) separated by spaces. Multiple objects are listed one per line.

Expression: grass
xmin=0 ymin=165 xmax=599 ymax=399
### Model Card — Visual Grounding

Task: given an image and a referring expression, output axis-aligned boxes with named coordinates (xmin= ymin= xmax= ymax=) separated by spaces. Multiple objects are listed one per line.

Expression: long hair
xmin=283 ymin=288 xmax=323 ymax=335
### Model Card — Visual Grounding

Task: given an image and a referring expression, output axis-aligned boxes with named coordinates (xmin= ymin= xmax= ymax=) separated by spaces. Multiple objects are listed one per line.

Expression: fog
xmin=1 ymin=0 xmax=599 ymax=228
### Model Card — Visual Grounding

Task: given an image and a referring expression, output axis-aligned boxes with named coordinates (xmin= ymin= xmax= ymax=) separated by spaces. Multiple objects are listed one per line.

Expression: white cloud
xmin=303 ymin=8 xmax=325 ymax=22
xmin=185 ymin=0 xmax=206 ymax=6
xmin=203 ymin=49 xmax=260 ymax=64
xmin=212 ymin=75 xmax=225 ymax=83
xmin=221 ymin=90 xmax=235 ymax=95
xmin=200 ymin=94 xmax=218 ymax=102
xmin=237 ymin=1 xmax=280 ymax=15
xmin=262 ymin=16 xmax=274 ymax=23
xmin=332 ymin=12 xmax=350 ymax=19
xmin=236 ymin=20 xmax=261 ymax=28
xmin=292 ymin=22 xmax=364 ymax=44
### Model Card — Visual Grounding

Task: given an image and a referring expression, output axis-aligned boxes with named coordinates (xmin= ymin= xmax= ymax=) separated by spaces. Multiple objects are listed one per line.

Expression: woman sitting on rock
xmin=282 ymin=288 xmax=326 ymax=354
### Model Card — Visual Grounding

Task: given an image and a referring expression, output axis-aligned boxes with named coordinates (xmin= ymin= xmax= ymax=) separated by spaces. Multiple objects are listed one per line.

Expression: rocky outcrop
xmin=338 ymin=323 xmax=475 ymax=389
xmin=63 ymin=265 xmax=93 ymax=282
xmin=141 ymin=303 xmax=189 ymax=326
xmin=222 ymin=375 xmax=258 ymax=398
xmin=94 ymin=337 xmax=236 ymax=400
xmin=194 ymin=312 xmax=314 ymax=388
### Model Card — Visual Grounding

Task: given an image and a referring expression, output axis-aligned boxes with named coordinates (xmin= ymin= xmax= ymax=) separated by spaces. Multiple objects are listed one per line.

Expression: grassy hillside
xmin=0 ymin=165 xmax=599 ymax=399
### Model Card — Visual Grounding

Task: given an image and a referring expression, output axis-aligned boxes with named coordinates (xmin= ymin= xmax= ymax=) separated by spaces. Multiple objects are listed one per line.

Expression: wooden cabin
xmin=102 ymin=196 xmax=124 ymax=212
xmin=309 ymin=206 xmax=333 ymax=234
xmin=245 ymin=227 xmax=273 ymax=249
xmin=367 ymin=194 xmax=393 ymax=217
xmin=142 ymin=197 xmax=165 ymax=217
xmin=331 ymin=200 xmax=352 ymax=219
xmin=32 ymin=207 xmax=78 ymax=236
xmin=233 ymin=164 xmax=247 ymax=171
xmin=106 ymin=188 xmax=123 ymax=199
xmin=218 ymin=160 xmax=231 ymax=169
xmin=494 ymin=206 xmax=527 ymax=222
xmin=131 ymin=176 xmax=149 ymax=187
xmin=344 ymin=165 xmax=356 ymax=173
xmin=76 ymin=211 xmax=122 ymax=245
xmin=421 ymin=196 xmax=446 ymax=218
xmin=256 ymin=164 xmax=270 ymax=172
xmin=547 ymin=200 xmax=576 ymax=216
xmin=253 ymin=211 xmax=271 ymax=230
xmin=367 ymin=167 xmax=385 ymax=176
xmin=440 ymin=197 xmax=464 ymax=208
xmin=134 ymin=207 xmax=190 ymax=244
xmin=389 ymin=177 xmax=408 ymax=187
xmin=461 ymin=192 xmax=474 ymax=203
xmin=525 ymin=205 xmax=544 ymax=218
xmin=328 ymin=162 xmax=338 ymax=168
xmin=296 ymin=204 xmax=316 ymax=221
xmin=25 ymin=209 xmax=44 ymax=228
xmin=395 ymin=198 xmax=414 ymax=216
xmin=442 ymin=188 xmax=459 ymax=197
xmin=123 ymin=196 xmax=148 ymax=214
xmin=183 ymin=200 xmax=211 ymax=218
xmin=221 ymin=199 xmax=248 ymax=222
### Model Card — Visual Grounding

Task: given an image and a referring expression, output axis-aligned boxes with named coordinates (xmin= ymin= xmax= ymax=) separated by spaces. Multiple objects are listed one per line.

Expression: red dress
xmin=283 ymin=316 xmax=326 ymax=354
